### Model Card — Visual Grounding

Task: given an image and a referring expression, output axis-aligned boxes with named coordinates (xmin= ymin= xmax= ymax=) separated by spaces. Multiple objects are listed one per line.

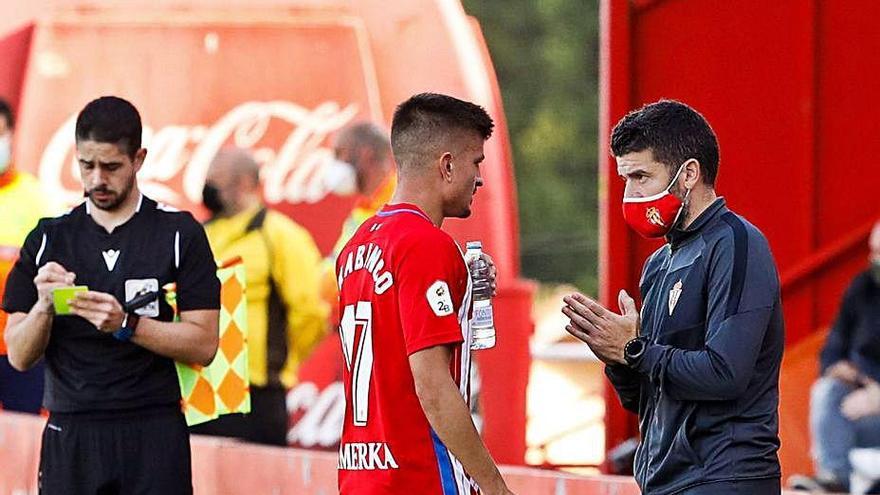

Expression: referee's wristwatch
xmin=113 ymin=313 xmax=140 ymax=342
xmin=624 ymin=336 xmax=648 ymax=367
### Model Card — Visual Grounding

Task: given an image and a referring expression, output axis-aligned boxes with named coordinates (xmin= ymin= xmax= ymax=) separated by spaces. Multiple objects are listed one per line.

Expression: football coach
xmin=563 ymin=100 xmax=784 ymax=494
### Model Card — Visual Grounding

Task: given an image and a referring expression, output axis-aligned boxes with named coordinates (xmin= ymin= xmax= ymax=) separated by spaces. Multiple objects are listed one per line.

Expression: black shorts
xmin=39 ymin=406 xmax=192 ymax=495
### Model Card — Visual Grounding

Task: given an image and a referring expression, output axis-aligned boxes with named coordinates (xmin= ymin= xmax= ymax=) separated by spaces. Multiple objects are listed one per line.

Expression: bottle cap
xmin=466 ymin=240 xmax=482 ymax=251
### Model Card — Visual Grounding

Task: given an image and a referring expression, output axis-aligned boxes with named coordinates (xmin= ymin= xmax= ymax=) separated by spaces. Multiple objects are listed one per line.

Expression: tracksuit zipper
xmin=637 ymin=254 xmax=674 ymax=488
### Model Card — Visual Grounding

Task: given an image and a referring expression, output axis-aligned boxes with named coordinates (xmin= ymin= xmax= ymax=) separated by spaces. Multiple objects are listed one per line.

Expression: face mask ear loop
xmin=665 ymin=160 xmax=690 ymax=193
xmin=670 ymin=186 xmax=692 ymax=230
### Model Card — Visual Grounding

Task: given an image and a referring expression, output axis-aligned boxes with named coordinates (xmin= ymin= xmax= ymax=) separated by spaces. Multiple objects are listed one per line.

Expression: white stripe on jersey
xmin=447 ymin=248 xmax=476 ymax=493
xmin=452 ymin=454 xmax=471 ymax=495
xmin=35 ymin=233 xmax=47 ymax=265
xmin=456 ymin=249 xmax=474 ymax=401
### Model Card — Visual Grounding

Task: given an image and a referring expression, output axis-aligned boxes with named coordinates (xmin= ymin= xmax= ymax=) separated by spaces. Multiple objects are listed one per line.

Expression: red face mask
xmin=622 ymin=163 xmax=689 ymax=238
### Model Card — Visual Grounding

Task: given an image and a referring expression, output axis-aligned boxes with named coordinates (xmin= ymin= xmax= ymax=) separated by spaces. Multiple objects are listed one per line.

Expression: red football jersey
xmin=335 ymin=203 xmax=476 ymax=495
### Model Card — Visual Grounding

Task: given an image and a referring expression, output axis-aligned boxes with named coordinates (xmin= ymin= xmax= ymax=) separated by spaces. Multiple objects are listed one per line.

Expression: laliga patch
xmin=426 ymin=281 xmax=454 ymax=317
xmin=125 ymin=278 xmax=160 ymax=317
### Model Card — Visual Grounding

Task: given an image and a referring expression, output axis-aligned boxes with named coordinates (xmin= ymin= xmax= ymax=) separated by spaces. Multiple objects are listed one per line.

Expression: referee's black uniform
xmin=2 ymin=195 xmax=220 ymax=494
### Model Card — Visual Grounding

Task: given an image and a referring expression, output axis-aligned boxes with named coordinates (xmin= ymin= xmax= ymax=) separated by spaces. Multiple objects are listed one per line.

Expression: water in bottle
xmin=466 ymin=241 xmax=496 ymax=350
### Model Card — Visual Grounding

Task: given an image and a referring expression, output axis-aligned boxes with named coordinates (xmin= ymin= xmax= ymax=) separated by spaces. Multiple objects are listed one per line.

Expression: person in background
xmin=0 ymin=97 xmax=63 ymax=413
xmin=326 ymin=121 xmax=396 ymax=260
xmin=320 ymin=122 xmax=396 ymax=316
xmin=193 ymin=147 xmax=328 ymax=446
xmin=789 ymin=220 xmax=880 ymax=493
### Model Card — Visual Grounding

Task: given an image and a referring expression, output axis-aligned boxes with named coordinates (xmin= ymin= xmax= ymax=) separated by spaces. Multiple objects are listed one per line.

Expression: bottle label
xmin=472 ymin=299 xmax=494 ymax=328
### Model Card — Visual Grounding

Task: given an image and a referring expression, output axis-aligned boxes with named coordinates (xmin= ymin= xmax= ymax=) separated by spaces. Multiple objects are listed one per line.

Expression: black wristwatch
xmin=624 ymin=337 xmax=648 ymax=367
xmin=113 ymin=313 xmax=139 ymax=342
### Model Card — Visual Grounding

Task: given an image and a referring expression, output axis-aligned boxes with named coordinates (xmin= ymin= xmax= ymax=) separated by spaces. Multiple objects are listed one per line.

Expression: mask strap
xmin=665 ymin=160 xmax=691 ymax=192
xmin=670 ymin=185 xmax=692 ymax=230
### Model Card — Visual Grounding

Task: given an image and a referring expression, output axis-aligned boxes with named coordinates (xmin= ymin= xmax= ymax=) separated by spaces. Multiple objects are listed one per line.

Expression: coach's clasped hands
xmin=562 ymin=289 xmax=639 ymax=366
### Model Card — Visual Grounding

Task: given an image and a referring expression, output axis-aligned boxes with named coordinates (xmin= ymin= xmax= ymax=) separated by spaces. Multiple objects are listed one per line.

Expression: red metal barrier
xmin=0 ymin=411 xmax=640 ymax=494
xmin=0 ymin=411 xmax=815 ymax=494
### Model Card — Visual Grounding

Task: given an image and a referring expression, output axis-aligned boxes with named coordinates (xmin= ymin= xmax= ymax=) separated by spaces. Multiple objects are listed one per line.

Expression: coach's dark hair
xmin=0 ymin=98 xmax=14 ymax=130
xmin=75 ymin=96 xmax=142 ymax=158
xmin=611 ymin=99 xmax=719 ymax=186
xmin=390 ymin=93 xmax=494 ymax=169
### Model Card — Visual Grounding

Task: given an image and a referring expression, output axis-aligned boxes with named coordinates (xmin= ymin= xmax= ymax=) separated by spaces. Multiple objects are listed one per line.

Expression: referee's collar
xmin=83 ymin=193 xmax=147 ymax=234
xmin=84 ymin=192 xmax=144 ymax=217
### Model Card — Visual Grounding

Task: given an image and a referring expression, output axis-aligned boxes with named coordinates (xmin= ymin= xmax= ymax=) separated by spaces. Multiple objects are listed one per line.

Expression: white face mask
xmin=323 ymin=158 xmax=358 ymax=196
xmin=0 ymin=135 xmax=11 ymax=175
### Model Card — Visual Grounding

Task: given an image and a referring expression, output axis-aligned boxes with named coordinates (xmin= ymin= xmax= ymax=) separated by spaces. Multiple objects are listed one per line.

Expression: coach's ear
xmin=682 ymin=158 xmax=700 ymax=190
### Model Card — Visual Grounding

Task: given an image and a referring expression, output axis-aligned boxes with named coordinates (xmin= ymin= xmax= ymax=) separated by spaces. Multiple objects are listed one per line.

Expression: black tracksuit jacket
xmin=606 ymin=198 xmax=784 ymax=494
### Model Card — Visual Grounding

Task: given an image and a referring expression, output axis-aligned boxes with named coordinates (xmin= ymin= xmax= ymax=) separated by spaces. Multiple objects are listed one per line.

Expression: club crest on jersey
xmin=427 ymin=280 xmax=454 ymax=316
xmin=668 ymin=279 xmax=683 ymax=315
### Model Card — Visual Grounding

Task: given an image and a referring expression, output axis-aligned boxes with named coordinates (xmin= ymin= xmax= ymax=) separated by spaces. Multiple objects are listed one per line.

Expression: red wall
xmin=601 ymin=0 xmax=880 ymax=475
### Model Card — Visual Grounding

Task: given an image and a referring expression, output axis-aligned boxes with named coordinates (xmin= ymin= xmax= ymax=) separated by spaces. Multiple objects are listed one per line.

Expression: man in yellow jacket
xmin=0 ymin=98 xmax=63 ymax=413
xmin=193 ymin=147 xmax=328 ymax=446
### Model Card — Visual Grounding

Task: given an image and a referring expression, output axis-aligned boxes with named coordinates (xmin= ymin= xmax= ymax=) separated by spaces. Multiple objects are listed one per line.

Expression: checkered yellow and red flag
xmin=166 ymin=257 xmax=251 ymax=426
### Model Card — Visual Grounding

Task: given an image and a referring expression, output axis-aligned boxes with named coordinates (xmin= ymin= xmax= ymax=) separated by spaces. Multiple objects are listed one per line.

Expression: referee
xmin=2 ymin=96 xmax=220 ymax=494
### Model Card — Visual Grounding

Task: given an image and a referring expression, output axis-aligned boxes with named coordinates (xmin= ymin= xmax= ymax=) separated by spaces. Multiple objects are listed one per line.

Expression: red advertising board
xmin=0 ymin=0 xmax=533 ymax=465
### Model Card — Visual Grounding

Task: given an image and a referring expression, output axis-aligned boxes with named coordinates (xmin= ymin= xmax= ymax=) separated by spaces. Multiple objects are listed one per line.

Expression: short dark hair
xmin=75 ymin=96 xmax=142 ymax=158
xmin=0 ymin=98 xmax=14 ymax=130
xmin=390 ymin=93 xmax=494 ymax=169
xmin=611 ymin=99 xmax=719 ymax=185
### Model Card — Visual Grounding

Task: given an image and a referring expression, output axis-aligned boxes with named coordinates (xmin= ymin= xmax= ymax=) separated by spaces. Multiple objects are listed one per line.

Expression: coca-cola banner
xmin=16 ymin=18 xmax=383 ymax=251
xmin=39 ymin=100 xmax=358 ymax=212
xmin=8 ymin=4 xmax=533 ymax=465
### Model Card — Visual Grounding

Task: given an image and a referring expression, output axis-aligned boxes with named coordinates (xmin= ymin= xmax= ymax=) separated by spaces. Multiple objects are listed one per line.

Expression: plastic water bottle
xmin=466 ymin=241 xmax=496 ymax=350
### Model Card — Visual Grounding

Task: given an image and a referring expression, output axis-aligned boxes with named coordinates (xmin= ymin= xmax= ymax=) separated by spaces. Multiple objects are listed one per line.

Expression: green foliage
xmin=463 ymin=0 xmax=600 ymax=293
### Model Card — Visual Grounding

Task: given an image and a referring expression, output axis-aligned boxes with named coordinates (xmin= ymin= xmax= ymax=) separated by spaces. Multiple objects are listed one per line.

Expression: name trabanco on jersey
xmin=337 ymin=242 xmax=394 ymax=294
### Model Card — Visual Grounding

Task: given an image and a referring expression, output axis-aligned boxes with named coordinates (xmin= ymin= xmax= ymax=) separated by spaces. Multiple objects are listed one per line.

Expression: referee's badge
xmin=668 ymin=279 xmax=683 ymax=316
xmin=125 ymin=279 xmax=160 ymax=317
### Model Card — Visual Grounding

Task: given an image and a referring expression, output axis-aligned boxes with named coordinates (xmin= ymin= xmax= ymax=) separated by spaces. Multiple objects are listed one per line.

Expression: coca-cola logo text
xmin=38 ymin=100 xmax=359 ymax=209
xmin=287 ymin=381 xmax=345 ymax=449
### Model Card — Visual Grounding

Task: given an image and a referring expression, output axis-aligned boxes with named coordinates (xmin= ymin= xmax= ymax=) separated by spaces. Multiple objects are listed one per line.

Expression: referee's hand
xmin=69 ymin=291 xmax=126 ymax=333
xmin=34 ymin=262 xmax=76 ymax=313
